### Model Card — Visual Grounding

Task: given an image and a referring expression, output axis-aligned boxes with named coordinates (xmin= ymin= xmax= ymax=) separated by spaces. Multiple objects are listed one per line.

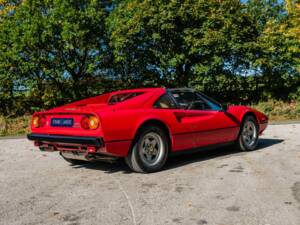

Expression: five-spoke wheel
xmin=125 ymin=126 xmax=169 ymax=173
xmin=236 ymin=115 xmax=259 ymax=151
xmin=139 ymin=132 xmax=164 ymax=166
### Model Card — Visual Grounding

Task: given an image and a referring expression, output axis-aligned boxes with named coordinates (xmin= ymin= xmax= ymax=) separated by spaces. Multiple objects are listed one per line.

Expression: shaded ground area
xmin=0 ymin=124 xmax=299 ymax=225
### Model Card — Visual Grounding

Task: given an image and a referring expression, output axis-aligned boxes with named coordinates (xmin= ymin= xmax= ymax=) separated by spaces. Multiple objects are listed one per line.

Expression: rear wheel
xmin=235 ymin=115 xmax=259 ymax=151
xmin=125 ymin=126 xmax=169 ymax=173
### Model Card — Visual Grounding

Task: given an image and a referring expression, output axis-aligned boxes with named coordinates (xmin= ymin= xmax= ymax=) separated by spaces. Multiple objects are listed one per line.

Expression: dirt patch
xmin=229 ymin=165 xmax=244 ymax=173
xmin=217 ymin=164 xmax=228 ymax=168
xmin=197 ymin=219 xmax=208 ymax=224
xmin=172 ymin=217 xmax=183 ymax=223
xmin=61 ymin=213 xmax=80 ymax=222
xmin=291 ymin=182 xmax=300 ymax=207
xmin=175 ymin=186 xmax=184 ymax=193
xmin=226 ymin=206 xmax=240 ymax=212
xmin=141 ymin=183 xmax=157 ymax=188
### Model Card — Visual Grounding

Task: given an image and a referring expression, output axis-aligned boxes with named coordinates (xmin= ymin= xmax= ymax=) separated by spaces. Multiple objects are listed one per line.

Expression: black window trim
xmin=153 ymin=92 xmax=179 ymax=109
xmin=195 ymin=92 xmax=222 ymax=111
xmin=167 ymin=88 xmax=222 ymax=111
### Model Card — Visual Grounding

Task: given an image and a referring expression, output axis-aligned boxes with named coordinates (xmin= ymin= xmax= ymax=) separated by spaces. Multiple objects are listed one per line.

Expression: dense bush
xmin=252 ymin=101 xmax=300 ymax=121
xmin=0 ymin=115 xmax=31 ymax=136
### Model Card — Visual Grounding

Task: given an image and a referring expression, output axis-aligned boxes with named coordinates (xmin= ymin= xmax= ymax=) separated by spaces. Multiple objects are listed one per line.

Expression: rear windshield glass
xmin=108 ymin=92 xmax=143 ymax=105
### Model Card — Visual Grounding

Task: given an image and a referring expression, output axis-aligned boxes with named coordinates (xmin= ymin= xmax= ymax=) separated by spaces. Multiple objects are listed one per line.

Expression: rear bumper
xmin=27 ymin=133 xmax=104 ymax=147
xmin=27 ymin=133 xmax=131 ymax=157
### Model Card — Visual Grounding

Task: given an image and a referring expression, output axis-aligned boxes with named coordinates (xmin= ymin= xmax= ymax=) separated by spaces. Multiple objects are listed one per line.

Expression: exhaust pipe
xmin=60 ymin=152 xmax=118 ymax=163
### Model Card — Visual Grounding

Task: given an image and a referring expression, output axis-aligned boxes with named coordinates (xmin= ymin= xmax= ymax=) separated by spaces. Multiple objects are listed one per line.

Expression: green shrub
xmin=252 ymin=100 xmax=300 ymax=121
xmin=0 ymin=116 xmax=31 ymax=137
xmin=0 ymin=116 xmax=7 ymax=136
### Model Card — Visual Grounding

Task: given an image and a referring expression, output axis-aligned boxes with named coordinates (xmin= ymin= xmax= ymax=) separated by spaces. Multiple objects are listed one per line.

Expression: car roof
xmin=168 ymin=88 xmax=195 ymax=92
xmin=110 ymin=87 xmax=166 ymax=95
xmin=109 ymin=87 xmax=198 ymax=95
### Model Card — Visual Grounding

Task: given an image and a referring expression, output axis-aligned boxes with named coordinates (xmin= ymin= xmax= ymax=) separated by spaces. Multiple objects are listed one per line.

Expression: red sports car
xmin=27 ymin=88 xmax=268 ymax=173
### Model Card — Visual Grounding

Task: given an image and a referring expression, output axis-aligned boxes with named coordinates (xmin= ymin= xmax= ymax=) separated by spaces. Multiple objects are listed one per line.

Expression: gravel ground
xmin=0 ymin=124 xmax=299 ymax=225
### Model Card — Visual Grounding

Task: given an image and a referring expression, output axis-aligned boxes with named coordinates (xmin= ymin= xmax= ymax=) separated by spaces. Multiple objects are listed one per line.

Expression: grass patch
xmin=251 ymin=100 xmax=300 ymax=121
xmin=0 ymin=115 xmax=31 ymax=137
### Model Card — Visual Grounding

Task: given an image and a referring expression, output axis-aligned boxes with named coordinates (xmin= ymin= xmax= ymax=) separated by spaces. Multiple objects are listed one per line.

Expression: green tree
xmin=108 ymin=0 xmax=259 ymax=99
xmin=251 ymin=0 xmax=300 ymax=100
xmin=1 ymin=0 xmax=299 ymax=116
xmin=0 ymin=0 xmax=111 ymax=115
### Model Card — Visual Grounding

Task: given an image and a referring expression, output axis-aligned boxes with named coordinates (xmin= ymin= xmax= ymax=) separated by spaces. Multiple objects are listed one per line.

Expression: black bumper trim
xmin=27 ymin=134 xmax=104 ymax=147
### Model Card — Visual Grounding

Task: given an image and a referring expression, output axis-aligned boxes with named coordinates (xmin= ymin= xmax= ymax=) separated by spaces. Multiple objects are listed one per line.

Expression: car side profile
xmin=27 ymin=88 xmax=268 ymax=173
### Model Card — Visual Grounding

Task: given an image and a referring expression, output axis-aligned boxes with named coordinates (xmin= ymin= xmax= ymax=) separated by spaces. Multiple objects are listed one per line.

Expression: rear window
xmin=108 ymin=92 xmax=143 ymax=105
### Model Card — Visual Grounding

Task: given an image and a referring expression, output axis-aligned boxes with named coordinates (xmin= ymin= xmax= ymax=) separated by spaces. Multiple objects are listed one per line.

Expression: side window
xmin=192 ymin=94 xmax=211 ymax=110
xmin=171 ymin=91 xmax=211 ymax=110
xmin=154 ymin=94 xmax=177 ymax=109
xmin=196 ymin=92 xmax=222 ymax=111
xmin=171 ymin=91 xmax=195 ymax=109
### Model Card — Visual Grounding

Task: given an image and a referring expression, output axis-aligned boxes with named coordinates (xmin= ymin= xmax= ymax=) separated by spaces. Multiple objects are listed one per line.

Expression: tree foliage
xmin=0 ymin=0 xmax=299 ymax=116
xmin=108 ymin=0 xmax=299 ymax=102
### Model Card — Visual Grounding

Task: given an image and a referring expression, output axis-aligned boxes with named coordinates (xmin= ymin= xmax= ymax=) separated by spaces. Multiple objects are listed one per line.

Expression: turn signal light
xmin=81 ymin=116 xmax=100 ymax=130
xmin=32 ymin=115 xmax=46 ymax=128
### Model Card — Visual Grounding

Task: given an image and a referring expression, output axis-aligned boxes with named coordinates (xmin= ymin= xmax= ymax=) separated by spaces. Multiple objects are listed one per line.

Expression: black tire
xmin=60 ymin=152 xmax=88 ymax=165
xmin=235 ymin=115 xmax=259 ymax=151
xmin=125 ymin=126 xmax=169 ymax=173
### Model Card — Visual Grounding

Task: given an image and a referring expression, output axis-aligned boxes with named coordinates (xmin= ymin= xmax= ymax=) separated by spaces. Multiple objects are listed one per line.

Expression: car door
xmin=153 ymin=93 xmax=198 ymax=151
xmin=171 ymin=90 xmax=239 ymax=148
xmin=190 ymin=92 xmax=240 ymax=147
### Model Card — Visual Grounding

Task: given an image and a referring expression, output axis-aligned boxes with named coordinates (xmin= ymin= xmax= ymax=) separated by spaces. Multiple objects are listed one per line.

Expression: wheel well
xmin=134 ymin=119 xmax=172 ymax=150
xmin=237 ymin=112 xmax=259 ymax=136
xmin=243 ymin=112 xmax=258 ymax=123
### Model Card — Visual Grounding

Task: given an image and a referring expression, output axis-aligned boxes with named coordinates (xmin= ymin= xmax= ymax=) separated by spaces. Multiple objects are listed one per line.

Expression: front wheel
xmin=125 ymin=126 xmax=169 ymax=173
xmin=235 ymin=115 xmax=259 ymax=151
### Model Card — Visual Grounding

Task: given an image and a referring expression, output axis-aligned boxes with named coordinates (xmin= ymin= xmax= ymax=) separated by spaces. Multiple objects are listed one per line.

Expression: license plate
xmin=51 ymin=118 xmax=74 ymax=127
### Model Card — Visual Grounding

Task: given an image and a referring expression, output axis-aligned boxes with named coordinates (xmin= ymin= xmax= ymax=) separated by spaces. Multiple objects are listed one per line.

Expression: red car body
xmin=28 ymin=88 xmax=268 ymax=168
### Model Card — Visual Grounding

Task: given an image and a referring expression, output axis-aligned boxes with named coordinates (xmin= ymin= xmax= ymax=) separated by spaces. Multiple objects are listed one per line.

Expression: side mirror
xmin=220 ymin=104 xmax=228 ymax=111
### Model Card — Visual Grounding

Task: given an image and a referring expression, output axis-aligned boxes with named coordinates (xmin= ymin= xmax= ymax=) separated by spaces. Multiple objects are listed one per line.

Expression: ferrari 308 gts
xmin=27 ymin=88 xmax=268 ymax=173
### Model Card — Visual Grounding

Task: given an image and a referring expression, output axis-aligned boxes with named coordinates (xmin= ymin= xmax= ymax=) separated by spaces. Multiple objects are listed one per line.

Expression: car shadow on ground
xmin=73 ymin=138 xmax=284 ymax=174
xmin=164 ymin=138 xmax=284 ymax=171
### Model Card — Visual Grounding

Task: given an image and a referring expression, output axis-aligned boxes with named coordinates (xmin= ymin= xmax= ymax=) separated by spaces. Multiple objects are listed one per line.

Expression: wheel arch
xmin=242 ymin=111 xmax=258 ymax=122
xmin=238 ymin=111 xmax=259 ymax=135
xmin=132 ymin=119 xmax=172 ymax=152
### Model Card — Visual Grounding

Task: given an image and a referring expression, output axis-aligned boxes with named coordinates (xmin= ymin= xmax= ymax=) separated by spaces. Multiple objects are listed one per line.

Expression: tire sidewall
xmin=133 ymin=126 xmax=169 ymax=173
xmin=239 ymin=116 xmax=259 ymax=151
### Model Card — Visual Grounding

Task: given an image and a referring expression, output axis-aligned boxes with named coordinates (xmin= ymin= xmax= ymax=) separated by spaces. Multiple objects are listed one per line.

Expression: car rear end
xmin=27 ymin=88 xmax=165 ymax=163
xmin=27 ymin=110 xmax=118 ymax=162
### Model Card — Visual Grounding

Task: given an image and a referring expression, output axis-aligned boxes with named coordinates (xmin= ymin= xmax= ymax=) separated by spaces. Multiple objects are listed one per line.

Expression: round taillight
xmin=32 ymin=116 xmax=40 ymax=128
xmin=81 ymin=117 xmax=90 ymax=130
xmin=81 ymin=116 xmax=100 ymax=130
xmin=32 ymin=116 xmax=46 ymax=128
xmin=89 ymin=116 xmax=99 ymax=130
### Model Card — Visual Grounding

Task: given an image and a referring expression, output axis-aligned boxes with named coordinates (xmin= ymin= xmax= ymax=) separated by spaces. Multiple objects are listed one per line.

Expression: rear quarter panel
xmin=99 ymin=109 xmax=183 ymax=142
